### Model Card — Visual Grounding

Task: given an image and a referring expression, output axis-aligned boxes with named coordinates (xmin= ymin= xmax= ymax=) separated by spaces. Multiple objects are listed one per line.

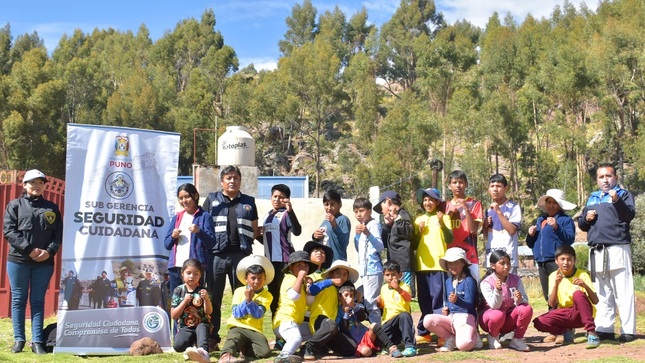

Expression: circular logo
xmin=143 ymin=311 xmax=164 ymax=333
xmin=105 ymin=172 xmax=134 ymax=199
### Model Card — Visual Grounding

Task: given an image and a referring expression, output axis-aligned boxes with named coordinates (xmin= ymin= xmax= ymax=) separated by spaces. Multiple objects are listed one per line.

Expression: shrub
xmin=630 ymin=194 xmax=645 ymax=275
xmin=574 ymin=244 xmax=589 ymax=271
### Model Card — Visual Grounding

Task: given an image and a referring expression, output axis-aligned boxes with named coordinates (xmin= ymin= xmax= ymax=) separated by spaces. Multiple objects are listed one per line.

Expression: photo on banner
xmin=55 ymin=124 xmax=180 ymax=354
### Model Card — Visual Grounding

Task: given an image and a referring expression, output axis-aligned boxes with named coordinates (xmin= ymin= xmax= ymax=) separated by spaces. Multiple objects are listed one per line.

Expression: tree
xmin=278 ymin=0 xmax=317 ymax=56
xmin=377 ymin=0 xmax=445 ymax=93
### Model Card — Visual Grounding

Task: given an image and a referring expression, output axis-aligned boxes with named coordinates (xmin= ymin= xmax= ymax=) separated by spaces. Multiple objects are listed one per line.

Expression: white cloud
xmin=238 ymin=57 xmax=278 ymax=71
xmin=435 ymin=0 xmax=589 ymax=28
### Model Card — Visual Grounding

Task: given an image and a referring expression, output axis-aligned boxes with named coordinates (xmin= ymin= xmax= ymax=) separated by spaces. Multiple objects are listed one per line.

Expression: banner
xmin=56 ymin=124 xmax=180 ymax=354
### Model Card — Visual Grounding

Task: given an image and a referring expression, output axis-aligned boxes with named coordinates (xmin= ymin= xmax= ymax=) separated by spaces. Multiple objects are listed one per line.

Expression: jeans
xmin=6 ymin=261 xmax=54 ymax=343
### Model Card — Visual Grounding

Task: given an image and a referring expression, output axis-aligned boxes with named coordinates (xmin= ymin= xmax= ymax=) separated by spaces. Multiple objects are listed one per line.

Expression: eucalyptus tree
xmin=279 ymin=0 xmax=317 ymax=57
xmin=377 ymin=0 xmax=445 ymax=94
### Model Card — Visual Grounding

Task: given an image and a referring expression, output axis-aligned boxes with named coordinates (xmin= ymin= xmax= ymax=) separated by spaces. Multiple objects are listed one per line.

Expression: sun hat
xmin=236 ymin=255 xmax=275 ymax=285
xmin=303 ymin=241 xmax=334 ymax=269
xmin=439 ymin=247 xmax=471 ymax=271
xmin=282 ymin=250 xmax=318 ymax=274
xmin=23 ymin=169 xmax=48 ymax=183
xmin=537 ymin=189 xmax=576 ymax=212
xmin=322 ymin=260 xmax=359 ymax=283
xmin=416 ymin=187 xmax=443 ymax=206
xmin=373 ymin=190 xmax=401 ymax=214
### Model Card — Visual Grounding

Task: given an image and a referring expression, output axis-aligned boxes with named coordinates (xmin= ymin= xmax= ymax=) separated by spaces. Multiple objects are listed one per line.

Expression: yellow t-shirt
xmin=414 ymin=213 xmax=453 ymax=271
xmin=548 ymin=268 xmax=596 ymax=317
xmin=308 ymin=283 xmax=339 ymax=332
xmin=273 ymin=273 xmax=308 ymax=329
xmin=226 ymin=286 xmax=272 ymax=333
xmin=380 ymin=282 xmax=411 ymax=323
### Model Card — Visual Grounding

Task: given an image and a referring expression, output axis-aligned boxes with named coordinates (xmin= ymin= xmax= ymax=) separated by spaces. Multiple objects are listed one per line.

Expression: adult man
xmin=578 ymin=163 xmax=636 ymax=342
xmin=202 ymin=165 xmax=259 ymax=347
xmin=136 ymin=269 xmax=161 ymax=307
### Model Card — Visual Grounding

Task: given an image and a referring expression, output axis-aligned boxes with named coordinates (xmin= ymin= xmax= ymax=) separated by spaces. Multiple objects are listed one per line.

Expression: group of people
xmin=4 ymin=162 xmax=636 ymax=360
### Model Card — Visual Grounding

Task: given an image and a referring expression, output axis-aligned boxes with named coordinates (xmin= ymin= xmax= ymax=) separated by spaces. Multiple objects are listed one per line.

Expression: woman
xmin=163 ymin=183 xmax=216 ymax=296
xmin=4 ymin=169 xmax=63 ymax=354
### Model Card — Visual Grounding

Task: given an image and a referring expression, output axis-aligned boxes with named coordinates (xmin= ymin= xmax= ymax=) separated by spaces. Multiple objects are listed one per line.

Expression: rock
xmin=129 ymin=337 xmax=162 ymax=356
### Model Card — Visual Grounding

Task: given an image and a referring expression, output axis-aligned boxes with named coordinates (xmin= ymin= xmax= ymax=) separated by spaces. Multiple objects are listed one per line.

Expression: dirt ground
xmin=304 ymin=294 xmax=645 ymax=363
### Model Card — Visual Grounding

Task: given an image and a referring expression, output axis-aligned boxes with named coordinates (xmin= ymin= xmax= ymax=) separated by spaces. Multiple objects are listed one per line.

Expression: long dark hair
xmin=177 ymin=183 xmax=200 ymax=204
xmin=481 ymin=250 xmax=512 ymax=282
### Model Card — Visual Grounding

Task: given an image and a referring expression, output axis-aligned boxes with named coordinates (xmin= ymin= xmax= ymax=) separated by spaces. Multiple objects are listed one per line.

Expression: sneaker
xmin=597 ymin=331 xmax=616 ymax=341
xmin=273 ymin=338 xmax=285 ymax=350
xmin=563 ymin=329 xmax=575 ymax=345
xmin=543 ymin=334 xmax=557 ymax=343
xmin=509 ymin=338 xmax=530 ymax=352
xmin=439 ymin=336 xmax=455 ymax=352
xmin=208 ymin=338 xmax=220 ymax=352
xmin=474 ymin=333 xmax=484 ymax=350
xmin=586 ymin=333 xmax=600 ymax=349
xmin=389 ymin=347 xmax=402 ymax=358
xmin=437 ymin=337 xmax=445 ymax=347
xmin=274 ymin=352 xmax=302 ymax=363
xmin=488 ymin=335 xmax=501 ymax=350
xmin=500 ymin=331 xmax=515 ymax=343
xmin=401 ymin=346 xmax=417 ymax=357
xmin=185 ymin=347 xmax=211 ymax=363
xmin=415 ymin=334 xmax=431 ymax=344
xmin=303 ymin=344 xmax=316 ymax=361
xmin=618 ymin=334 xmax=635 ymax=343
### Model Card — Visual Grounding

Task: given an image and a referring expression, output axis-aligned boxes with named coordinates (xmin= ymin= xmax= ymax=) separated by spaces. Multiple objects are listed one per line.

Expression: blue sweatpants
xmin=415 ymin=270 xmax=446 ymax=336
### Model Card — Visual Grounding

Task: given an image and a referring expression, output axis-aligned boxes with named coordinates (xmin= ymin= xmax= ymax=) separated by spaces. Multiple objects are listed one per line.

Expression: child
xmin=479 ymin=250 xmax=533 ymax=351
xmin=377 ymin=261 xmax=417 ymax=357
xmin=423 ymin=248 xmax=481 ymax=352
xmin=259 ymin=184 xmax=302 ymax=316
xmin=353 ymin=197 xmax=384 ymax=324
xmin=171 ymin=258 xmax=213 ymax=363
xmin=312 ymin=189 xmax=350 ymax=261
xmin=445 ymin=170 xmax=483 ymax=280
xmin=413 ymin=188 xmax=453 ymax=342
xmin=526 ymin=189 xmax=576 ymax=344
xmin=374 ymin=191 xmax=415 ymax=297
xmin=533 ymin=245 xmax=600 ymax=349
xmin=303 ymin=260 xmax=359 ymax=359
xmin=273 ymin=251 xmax=318 ymax=363
xmin=336 ymin=281 xmax=402 ymax=358
xmin=484 ymin=174 xmax=521 ymax=274
xmin=219 ymin=255 xmax=275 ymax=363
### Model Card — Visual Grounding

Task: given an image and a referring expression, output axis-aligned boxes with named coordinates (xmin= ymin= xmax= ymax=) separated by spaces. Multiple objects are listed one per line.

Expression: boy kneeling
xmin=219 ymin=255 xmax=275 ymax=363
xmin=533 ymin=245 xmax=600 ymax=349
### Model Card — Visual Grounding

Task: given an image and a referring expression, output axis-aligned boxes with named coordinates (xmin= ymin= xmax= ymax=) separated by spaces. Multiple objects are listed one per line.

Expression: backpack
xmin=43 ymin=323 xmax=57 ymax=353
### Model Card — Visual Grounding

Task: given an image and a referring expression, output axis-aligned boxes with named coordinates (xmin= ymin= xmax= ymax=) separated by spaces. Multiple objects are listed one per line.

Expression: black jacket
xmin=4 ymin=194 xmax=63 ymax=264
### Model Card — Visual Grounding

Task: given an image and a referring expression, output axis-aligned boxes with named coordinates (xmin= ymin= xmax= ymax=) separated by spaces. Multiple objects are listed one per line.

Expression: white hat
xmin=23 ymin=169 xmax=48 ymax=183
xmin=537 ymin=189 xmax=576 ymax=212
xmin=322 ymin=260 xmax=359 ymax=283
xmin=439 ymin=247 xmax=471 ymax=271
xmin=236 ymin=255 xmax=275 ymax=285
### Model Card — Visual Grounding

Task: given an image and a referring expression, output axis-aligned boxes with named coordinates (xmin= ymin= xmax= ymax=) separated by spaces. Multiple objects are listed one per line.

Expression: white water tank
xmin=217 ymin=126 xmax=255 ymax=167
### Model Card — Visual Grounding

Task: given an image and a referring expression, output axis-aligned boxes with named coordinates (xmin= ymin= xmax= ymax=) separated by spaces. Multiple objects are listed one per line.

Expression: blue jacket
xmin=203 ymin=191 xmax=258 ymax=254
xmin=526 ymin=211 xmax=575 ymax=263
xmin=446 ymin=274 xmax=477 ymax=316
xmin=164 ymin=207 xmax=216 ymax=270
xmin=578 ymin=185 xmax=635 ymax=246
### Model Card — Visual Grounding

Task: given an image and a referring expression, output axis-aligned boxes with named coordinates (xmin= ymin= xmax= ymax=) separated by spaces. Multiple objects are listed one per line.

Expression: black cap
xmin=282 ymin=250 xmax=318 ymax=274
xmin=373 ymin=190 xmax=401 ymax=214
xmin=303 ymin=241 xmax=334 ymax=269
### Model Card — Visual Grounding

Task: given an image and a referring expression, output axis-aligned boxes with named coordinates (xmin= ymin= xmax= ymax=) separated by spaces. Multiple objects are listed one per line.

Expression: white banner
xmin=56 ymin=124 xmax=180 ymax=354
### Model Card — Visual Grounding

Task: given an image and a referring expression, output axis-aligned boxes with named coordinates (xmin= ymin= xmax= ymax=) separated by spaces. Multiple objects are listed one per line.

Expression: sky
xmin=2 ymin=0 xmax=589 ymax=71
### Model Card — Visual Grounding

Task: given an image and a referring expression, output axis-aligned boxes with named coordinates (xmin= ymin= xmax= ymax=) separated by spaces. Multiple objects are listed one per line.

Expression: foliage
xmin=1 ymin=0 xmax=645 ymax=204
xmin=630 ymin=193 xmax=645 ymax=275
